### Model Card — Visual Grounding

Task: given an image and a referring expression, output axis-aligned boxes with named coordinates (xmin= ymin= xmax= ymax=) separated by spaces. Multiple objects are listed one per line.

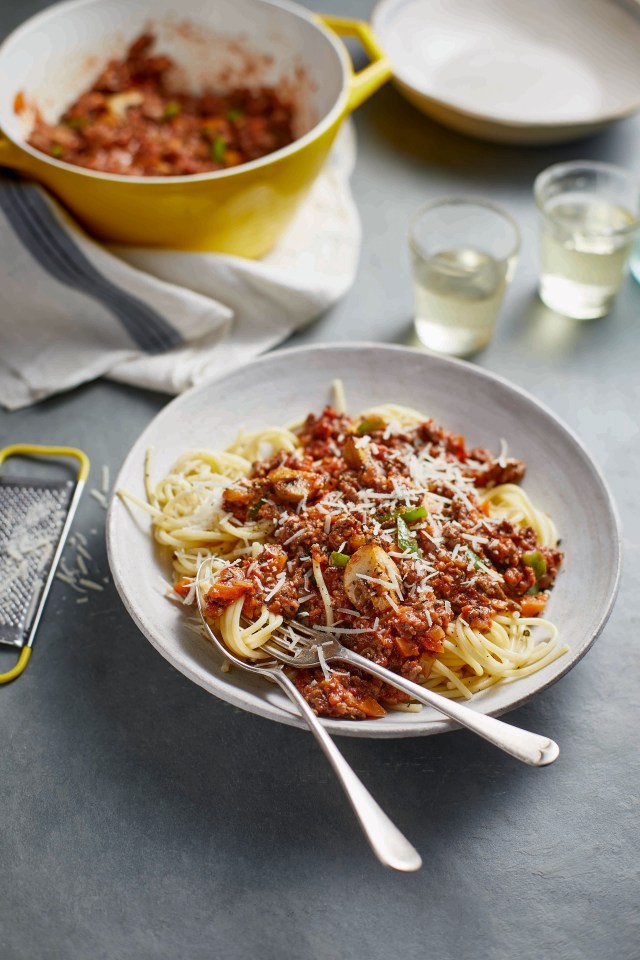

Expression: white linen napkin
xmin=0 ymin=124 xmax=360 ymax=411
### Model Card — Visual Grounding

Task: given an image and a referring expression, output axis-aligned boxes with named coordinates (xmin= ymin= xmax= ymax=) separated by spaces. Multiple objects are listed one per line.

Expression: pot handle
xmin=316 ymin=16 xmax=392 ymax=114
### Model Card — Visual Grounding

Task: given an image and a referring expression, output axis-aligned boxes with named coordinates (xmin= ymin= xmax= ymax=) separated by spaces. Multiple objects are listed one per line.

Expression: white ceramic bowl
xmin=107 ymin=344 xmax=621 ymax=738
xmin=372 ymin=0 xmax=640 ymax=145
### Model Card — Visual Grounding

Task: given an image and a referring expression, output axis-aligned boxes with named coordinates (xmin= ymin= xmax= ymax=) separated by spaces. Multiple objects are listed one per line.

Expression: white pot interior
xmin=0 ymin=0 xmax=346 ymax=144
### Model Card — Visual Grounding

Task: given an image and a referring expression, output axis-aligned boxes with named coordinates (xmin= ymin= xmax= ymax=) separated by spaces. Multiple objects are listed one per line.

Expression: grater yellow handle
xmin=0 ymin=444 xmax=90 ymax=481
xmin=0 ymin=647 xmax=32 ymax=684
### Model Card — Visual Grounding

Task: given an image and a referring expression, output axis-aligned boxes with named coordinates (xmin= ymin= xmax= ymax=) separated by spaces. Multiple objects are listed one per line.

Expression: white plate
xmin=107 ymin=344 xmax=621 ymax=738
xmin=372 ymin=0 xmax=640 ymax=144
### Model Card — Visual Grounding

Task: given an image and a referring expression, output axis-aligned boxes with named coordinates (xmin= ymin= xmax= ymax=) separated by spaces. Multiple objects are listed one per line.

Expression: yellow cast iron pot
xmin=0 ymin=0 xmax=391 ymax=257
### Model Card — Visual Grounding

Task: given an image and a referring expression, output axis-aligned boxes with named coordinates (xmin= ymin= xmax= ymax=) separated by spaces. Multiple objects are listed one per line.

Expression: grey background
xmin=1 ymin=1 xmax=638 ymax=958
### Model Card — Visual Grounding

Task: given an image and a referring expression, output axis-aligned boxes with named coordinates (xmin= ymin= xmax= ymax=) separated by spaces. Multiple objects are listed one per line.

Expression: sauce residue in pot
xmin=26 ymin=33 xmax=296 ymax=176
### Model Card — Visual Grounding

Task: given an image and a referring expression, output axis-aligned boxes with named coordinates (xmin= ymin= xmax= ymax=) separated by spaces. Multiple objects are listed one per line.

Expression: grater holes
xmin=0 ymin=481 xmax=73 ymax=639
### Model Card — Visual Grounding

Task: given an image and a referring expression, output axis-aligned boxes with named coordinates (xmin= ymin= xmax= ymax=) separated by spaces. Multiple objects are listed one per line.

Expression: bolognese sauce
xmin=27 ymin=33 xmax=296 ymax=176
xmin=181 ymin=406 xmax=563 ymax=720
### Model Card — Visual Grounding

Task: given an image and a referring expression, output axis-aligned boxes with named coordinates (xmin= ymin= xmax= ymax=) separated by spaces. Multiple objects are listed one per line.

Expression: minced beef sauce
xmin=26 ymin=33 xmax=296 ymax=176
xmin=193 ymin=406 xmax=563 ymax=720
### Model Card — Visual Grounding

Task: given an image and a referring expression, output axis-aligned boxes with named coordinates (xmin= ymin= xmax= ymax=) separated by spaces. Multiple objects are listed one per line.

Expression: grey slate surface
xmin=0 ymin=1 xmax=638 ymax=958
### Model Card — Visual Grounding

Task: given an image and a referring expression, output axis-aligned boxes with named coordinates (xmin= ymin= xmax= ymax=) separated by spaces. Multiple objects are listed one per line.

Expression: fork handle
xmin=268 ymin=668 xmax=422 ymax=872
xmin=337 ymin=649 xmax=559 ymax=767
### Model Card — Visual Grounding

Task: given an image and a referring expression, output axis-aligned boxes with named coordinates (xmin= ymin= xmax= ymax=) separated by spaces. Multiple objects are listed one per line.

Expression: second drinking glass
xmin=535 ymin=160 xmax=640 ymax=319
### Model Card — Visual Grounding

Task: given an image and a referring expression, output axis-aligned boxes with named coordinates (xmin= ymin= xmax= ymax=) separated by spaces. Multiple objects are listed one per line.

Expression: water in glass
xmin=412 ymin=247 xmax=509 ymax=355
xmin=539 ymin=194 xmax=635 ymax=319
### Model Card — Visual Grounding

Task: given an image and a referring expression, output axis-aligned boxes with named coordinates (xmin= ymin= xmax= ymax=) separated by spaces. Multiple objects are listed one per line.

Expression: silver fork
xmin=195 ymin=562 xmax=422 ymax=872
xmin=262 ymin=621 xmax=560 ymax=767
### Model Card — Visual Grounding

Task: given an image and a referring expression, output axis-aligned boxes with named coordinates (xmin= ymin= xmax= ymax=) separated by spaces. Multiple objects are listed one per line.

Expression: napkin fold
xmin=0 ymin=124 xmax=360 ymax=411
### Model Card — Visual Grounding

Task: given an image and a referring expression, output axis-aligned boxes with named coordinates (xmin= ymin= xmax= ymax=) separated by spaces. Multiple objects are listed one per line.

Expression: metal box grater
xmin=0 ymin=446 xmax=89 ymax=683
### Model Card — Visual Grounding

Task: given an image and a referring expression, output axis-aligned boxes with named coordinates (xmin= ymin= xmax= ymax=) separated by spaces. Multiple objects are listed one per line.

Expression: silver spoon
xmin=195 ymin=561 xmax=422 ymax=873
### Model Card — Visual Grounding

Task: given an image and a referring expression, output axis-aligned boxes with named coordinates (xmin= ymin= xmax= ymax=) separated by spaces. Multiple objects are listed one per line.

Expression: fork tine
xmin=274 ymin=621 xmax=312 ymax=646
xmin=281 ymin=618 xmax=321 ymax=639
xmin=262 ymin=640 xmax=321 ymax=667
xmin=260 ymin=619 xmax=327 ymax=667
xmin=240 ymin=613 xmax=340 ymax=668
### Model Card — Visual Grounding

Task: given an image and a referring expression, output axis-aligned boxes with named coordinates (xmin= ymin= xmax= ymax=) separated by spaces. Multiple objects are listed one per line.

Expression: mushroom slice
xmin=344 ymin=544 xmax=403 ymax=612
xmin=107 ymin=90 xmax=144 ymax=120
xmin=267 ymin=466 xmax=310 ymax=504
xmin=343 ymin=436 xmax=369 ymax=470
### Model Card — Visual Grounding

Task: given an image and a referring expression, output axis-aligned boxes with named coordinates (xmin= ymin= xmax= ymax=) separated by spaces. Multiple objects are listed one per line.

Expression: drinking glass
xmin=534 ymin=161 xmax=640 ymax=319
xmin=409 ymin=197 xmax=520 ymax=357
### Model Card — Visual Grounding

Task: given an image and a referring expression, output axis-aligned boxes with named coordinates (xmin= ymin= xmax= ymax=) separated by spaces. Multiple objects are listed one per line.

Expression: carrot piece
xmin=480 ymin=500 xmax=491 ymax=517
xmin=206 ymin=580 xmax=253 ymax=602
xmin=394 ymin=635 xmax=419 ymax=658
xmin=520 ymin=595 xmax=547 ymax=617
xmin=173 ymin=578 xmax=192 ymax=598
xmin=357 ymin=697 xmax=387 ymax=718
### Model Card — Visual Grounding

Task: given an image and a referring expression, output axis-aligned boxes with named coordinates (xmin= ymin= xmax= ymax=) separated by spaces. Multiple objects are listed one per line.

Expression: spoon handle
xmin=268 ymin=667 xmax=422 ymax=872
xmin=337 ymin=648 xmax=559 ymax=767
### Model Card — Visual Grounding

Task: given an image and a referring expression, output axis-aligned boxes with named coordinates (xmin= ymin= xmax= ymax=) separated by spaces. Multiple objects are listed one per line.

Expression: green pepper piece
xmin=65 ymin=117 xmax=86 ymax=131
xmin=163 ymin=100 xmax=181 ymax=119
xmin=226 ymin=108 xmax=244 ymax=122
xmin=522 ymin=550 xmax=547 ymax=579
xmin=329 ymin=551 xmax=350 ymax=567
xmin=526 ymin=584 xmax=540 ymax=595
xmin=355 ymin=416 xmax=385 ymax=435
xmin=50 ymin=144 xmax=64 ymax=158
xmin=466 ymin=548 xmax=483 ymax=570
xmin=211 ymin=136 xmax=226 ymax=163
xmin=247 ymin=497 xmax=265 ymax=520
xmin=396 ymin=515 xmax=421 ymax=556
xmin=378 ymin=505 xmax=428 ymax=526
xmin=399 ymin=505 xmax=427 ymax=524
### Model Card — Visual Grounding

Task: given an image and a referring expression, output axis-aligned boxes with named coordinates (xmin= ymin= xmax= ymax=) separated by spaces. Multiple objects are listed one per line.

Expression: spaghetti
xmin=124 ymin=388 xmax=567 ymax=718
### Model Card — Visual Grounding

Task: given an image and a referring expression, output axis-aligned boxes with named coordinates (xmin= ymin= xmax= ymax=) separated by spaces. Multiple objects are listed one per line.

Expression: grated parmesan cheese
xmin=89 ymin=489 xmax=108 ymax=509
xmin=283 ymin=528 xmax=306 ymax=546
xmin=317 ymin=643 xmax=332 ymax=680
xmin=263 ymin=573 xmax=286 ymax=603
xmin=79 ymin=578 xmax=104 ymax=592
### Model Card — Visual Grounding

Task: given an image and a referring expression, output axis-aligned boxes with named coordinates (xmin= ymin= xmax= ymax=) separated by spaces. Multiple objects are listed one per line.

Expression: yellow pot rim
xmin=0 ymin=0 xmax=355 ymax=186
